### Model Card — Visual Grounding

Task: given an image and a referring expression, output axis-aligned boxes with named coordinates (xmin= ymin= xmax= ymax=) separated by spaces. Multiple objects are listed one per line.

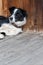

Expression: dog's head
xmin=9 ymin=7 xmax=27 ymax=27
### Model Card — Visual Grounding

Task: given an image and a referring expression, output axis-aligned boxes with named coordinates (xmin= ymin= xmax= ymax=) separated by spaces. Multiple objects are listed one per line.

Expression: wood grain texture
xmin=0 ymin=0 xmax=9 ymax=16
xmin=8 ymin=0 xmax=43 ymax=31
xmin=8 ymin=0 xmax=30 ymax=31
xmin=0 ymin=0 xmax=3 ymax=15
xmin=0 ymin=31 xmax=43 ymax=65
xmin=2 ymin=0 xmax=9 ymax=16
xmin=0 ymin=0 xmax=43 ymax=30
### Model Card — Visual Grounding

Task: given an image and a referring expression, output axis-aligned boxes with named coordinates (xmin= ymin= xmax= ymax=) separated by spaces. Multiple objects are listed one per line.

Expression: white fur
xmin=9 ymin=9 xmax=27 ymax=27
xmin=9 ymin=9 xmax=18 ymax=23
xmin=14 ymin=17 xmax=26 ymax=26
xmin=9 ymin=16 xmax=26 ymax=27
xmin=14 ymin=9 xmax=18 ymax=14
xmin=0 ymin=24 xmax=22 ymax=36
xmin=0 ymin=34 xmax=4 ymax=39
xmin=0 ymin=8 xmax=27 ymax=39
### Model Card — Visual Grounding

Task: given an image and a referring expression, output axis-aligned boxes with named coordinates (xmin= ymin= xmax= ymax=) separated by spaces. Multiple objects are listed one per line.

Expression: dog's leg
xmin=0 ymin=24 xmax=23 ymax=39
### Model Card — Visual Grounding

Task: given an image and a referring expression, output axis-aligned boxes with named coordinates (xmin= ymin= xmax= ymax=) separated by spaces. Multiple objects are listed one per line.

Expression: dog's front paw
xmin=0 ymin=34 xmax=5 ymax=39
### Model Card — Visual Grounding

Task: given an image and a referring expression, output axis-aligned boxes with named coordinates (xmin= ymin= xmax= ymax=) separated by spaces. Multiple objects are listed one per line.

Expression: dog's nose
xmin=10 ymin=17 xmax=13 ymax=20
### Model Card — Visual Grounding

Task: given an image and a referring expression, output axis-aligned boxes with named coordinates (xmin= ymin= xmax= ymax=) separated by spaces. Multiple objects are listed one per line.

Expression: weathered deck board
xmin=0 ymin=31 xmax=43 ymax=65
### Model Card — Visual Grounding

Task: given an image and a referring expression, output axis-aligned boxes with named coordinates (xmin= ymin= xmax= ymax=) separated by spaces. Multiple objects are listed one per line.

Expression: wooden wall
xmin=0 ymin=0 xmax=8 ymax=16
xmin=0 ymin=0 xmax=43 ymax=31
xmin=8 ymin=0 xmax=30 ymax=30
xmin=0 ymin=0 xmax=3 ymax=15
xmin=8 ymin=0 xmax=43 ymax=31
xmin=30 ymin=0 xmax=43 ymax=31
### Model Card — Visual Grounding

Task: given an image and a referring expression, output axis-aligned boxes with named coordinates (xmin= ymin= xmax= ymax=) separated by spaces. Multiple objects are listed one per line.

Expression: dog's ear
xmin=9 ymin=7 xmax=16 ymax=14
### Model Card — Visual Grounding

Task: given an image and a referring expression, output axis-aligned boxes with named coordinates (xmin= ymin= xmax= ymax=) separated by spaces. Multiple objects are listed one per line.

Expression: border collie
xmin=0 ymin=7 xmax=27 ymax=39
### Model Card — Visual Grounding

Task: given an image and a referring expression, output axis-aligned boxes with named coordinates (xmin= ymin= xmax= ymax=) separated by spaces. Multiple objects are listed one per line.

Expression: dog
xmin=9 ymin=7 xmax=27 ymax=26
xmin=0 ymin=7 xmax=27 ymax=39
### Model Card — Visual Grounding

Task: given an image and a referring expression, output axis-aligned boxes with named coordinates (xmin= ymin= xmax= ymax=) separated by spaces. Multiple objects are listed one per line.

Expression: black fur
xmin=9 ymin=7 xmax=16 ymax=14
xmin=0 ymin=16 xmax=9 ymax=27
xmin=15 ymin=9 xmax=24 ymax=22
xmin=9 ymin=7 xmax=27 ymax=17
xmin=9 ymin=7 xmax=27 ymax=22
xmin=18 ymin=8 xmax=27 ymax=17
xmin=0 ymin=7 xmax=27 ymax=39
xmin=1 ymin=32 xmax=6 ymax=36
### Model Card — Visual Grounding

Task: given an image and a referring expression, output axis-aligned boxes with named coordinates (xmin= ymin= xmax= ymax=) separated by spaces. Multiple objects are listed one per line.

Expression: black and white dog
xmin=0 ymin=7 xmax=27 ymax=39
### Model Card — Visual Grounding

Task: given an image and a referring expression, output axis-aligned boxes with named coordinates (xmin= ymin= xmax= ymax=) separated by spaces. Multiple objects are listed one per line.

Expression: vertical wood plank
xmin=0 ymin=0 xmax=3 ymax=15
xmin=8 ymin=0 xmax=30 ymax=31
xmin=0 ymin=0 xmax=43 ymax=31
xmin=2 ymin=0 xmax=9 ymax=16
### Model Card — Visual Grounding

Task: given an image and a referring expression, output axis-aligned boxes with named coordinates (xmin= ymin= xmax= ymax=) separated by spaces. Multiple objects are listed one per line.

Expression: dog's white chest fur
xmin=0 ymin=24 xmax=22 ymax=36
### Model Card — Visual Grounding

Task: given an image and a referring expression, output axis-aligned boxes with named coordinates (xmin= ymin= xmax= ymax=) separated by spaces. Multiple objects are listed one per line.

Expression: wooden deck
xmin=0 ymin=31 xmax=43 ymax=65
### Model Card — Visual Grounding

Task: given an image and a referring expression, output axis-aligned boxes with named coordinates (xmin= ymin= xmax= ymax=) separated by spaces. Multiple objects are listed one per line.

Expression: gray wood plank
xmin=0 ymin=31 xmax=43 ymax=65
